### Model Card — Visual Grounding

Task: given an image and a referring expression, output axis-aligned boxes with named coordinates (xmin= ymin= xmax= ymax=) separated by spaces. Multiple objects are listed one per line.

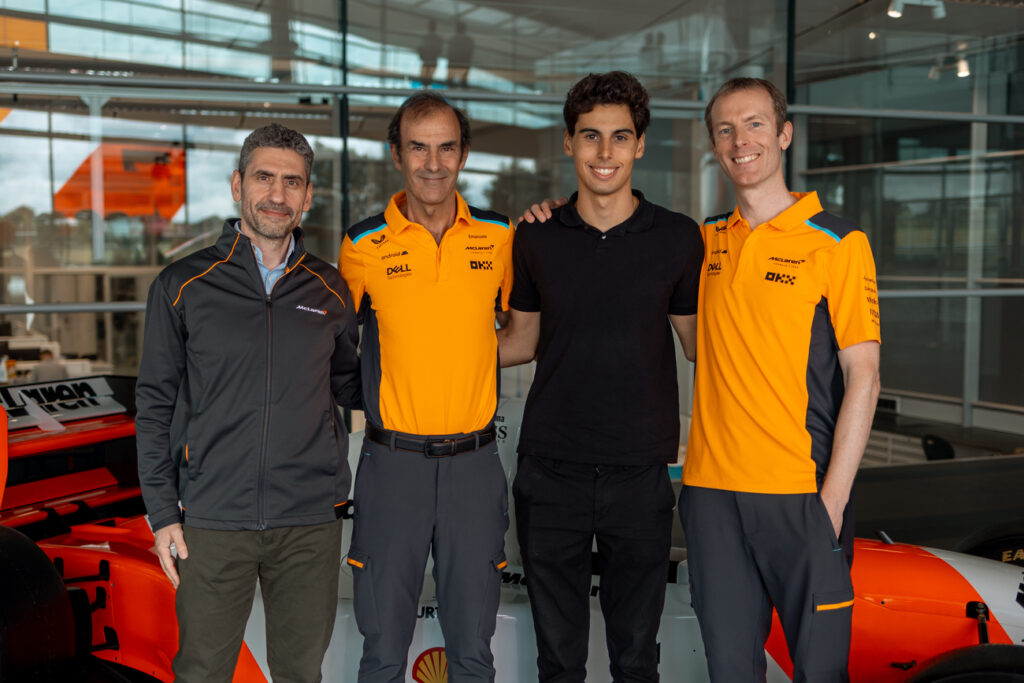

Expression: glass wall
xmin=1 ymin=0 xmax=1023 ymax=431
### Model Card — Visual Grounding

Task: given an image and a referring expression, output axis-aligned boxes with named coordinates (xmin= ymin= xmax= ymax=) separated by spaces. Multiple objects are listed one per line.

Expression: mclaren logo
xmin=768 ymin=256 xmax=806 ymax=266
xmin=470 ymin=260 xmax=493 ymax=270
xmin=295 ymin=304 xmax=327 ymax=316
xmin=465 ymin=245 xmax=494 ymax=251
xmin=412 ymin=647 xmax=447 ymax=683
xmin=387 ymin=264 xmax=412 ymax=278
xmin=765 ymin=271 xmax=796 ymax=285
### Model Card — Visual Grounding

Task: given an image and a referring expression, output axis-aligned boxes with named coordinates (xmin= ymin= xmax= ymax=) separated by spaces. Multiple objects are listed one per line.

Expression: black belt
xmin=365 ymin=423 xmax=496 ymax=458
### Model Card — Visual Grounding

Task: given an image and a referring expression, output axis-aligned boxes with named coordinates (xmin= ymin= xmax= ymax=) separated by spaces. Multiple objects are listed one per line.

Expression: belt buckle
xmin=424 ymin=438 xmax=457 ymax=458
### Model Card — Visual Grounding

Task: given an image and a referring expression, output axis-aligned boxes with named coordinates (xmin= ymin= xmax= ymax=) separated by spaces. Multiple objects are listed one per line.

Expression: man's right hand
xmin=516 ymin=196 xmax=568 ymax=224
xmin=154 ymin=522 xmax=188 ymax=588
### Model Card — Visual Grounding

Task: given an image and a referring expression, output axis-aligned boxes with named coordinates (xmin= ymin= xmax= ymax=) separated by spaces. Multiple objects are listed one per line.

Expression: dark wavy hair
xmin=387 ymin=93 xmax=471 ymax=157
xmin=238 ymin=123 xmax=314 ymax=181
xmin=563 ymin=71 xmax=651 ymax=137
xmin=704 ymin=77 xmax=788 ymax=140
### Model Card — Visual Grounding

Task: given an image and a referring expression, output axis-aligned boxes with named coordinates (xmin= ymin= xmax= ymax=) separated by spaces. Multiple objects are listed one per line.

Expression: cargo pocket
xmin=476 ymin=552 xmax=507 ymax=639
xmin=347 ymin=549 xmax=380 ymax=635
xmin=805 ymin=588 xmax=854 ymax=675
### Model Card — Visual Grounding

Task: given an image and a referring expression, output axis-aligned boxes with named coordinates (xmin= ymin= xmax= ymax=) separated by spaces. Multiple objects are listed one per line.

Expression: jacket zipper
xmin=257 ymin=292 xmax=272 ymax=530
xmin=255 ymin=249 xmax=299 ymax=531
xmin=258 ymin=259 xmax=290 ymax=532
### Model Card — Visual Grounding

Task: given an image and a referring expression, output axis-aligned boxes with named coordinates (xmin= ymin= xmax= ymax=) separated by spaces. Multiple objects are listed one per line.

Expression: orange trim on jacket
xmin=173 ymin=233 xmax=240 ymax=307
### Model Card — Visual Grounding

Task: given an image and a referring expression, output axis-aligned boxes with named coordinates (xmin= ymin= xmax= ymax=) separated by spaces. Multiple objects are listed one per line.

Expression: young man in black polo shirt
xmin=498 ymin=71 xmax=702 ymax=683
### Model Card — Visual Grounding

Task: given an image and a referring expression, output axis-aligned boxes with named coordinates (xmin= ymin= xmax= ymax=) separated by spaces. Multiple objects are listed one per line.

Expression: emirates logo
xmin=412 ymin=647 xmax=447 ymax=682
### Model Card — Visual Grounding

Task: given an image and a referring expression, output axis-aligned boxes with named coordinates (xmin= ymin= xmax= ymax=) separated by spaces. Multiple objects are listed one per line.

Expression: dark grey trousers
xmin=679 ymin=485 xmax=854 ymax=683
xmin=173 ymin=519 xmax=343 ymax=683
xmin=348 ymin=436 xmax=509 ymax=683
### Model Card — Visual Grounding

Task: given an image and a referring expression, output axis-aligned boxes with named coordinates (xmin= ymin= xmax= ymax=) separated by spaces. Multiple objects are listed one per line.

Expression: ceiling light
xmin=869 ymin=31 xmax=878 ymax=39
xmin=957 ymin=57 xmax=970 ymax=77
xmin=888 ymin=0 xmax=904 ymax=17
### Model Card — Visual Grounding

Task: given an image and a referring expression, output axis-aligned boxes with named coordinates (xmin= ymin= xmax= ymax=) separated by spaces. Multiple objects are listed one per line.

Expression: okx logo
xmin=765 ymin=271 xmax=796 ymax=285
xmin=470 ymin=260 xmax=493 ymax=270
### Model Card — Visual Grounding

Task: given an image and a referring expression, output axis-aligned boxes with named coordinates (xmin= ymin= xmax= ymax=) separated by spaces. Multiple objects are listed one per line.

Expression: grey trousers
xmin=679 ymin=485 xmax=854 ymax=683
xmin=173 ymin=519 xmax=343 ymax=683
xmin=348 ymin=435 xmax=509 ymax=683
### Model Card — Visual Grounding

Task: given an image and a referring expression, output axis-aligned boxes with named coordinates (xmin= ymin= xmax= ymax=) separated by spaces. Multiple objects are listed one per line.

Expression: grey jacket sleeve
xmin=331 ymin=280 xmax=362 ymax=411
xmin=135 ymin=277 xmax=187 ymax=532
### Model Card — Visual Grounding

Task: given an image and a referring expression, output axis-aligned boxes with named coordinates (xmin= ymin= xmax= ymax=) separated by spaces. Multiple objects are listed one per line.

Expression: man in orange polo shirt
xmin=680 ymin=78 xmax=881 ymax=682
xmin=338 ymin=93 xmax=513 ymax=683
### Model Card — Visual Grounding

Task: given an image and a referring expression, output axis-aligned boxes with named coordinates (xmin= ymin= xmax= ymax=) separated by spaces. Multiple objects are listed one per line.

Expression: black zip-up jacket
xmin=136 ymin=221 xmax=361 ymax=532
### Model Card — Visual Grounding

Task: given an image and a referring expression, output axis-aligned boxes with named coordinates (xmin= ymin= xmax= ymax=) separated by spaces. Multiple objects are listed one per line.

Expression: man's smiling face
xmin=232 ymin=146 xmax=311 ymax=241
xmin=709 ymin=86 xmax=792 ymax=192
xmin=564 ymin=103 xmax=645 ymax=202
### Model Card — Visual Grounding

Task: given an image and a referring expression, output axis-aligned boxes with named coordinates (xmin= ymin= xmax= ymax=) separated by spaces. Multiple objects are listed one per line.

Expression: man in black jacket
xmin=136 ymin=123 xmax=361 ymax=683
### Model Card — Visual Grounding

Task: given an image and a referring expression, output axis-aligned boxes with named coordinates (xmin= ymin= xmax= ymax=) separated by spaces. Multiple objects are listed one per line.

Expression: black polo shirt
xmin=510 ymin=191 xmax=702 ymax=465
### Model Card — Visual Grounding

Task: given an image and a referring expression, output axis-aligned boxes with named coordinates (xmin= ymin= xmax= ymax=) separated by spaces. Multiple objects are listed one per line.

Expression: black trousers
xmin=514 ymin=454 xmax=675 ymax=683
xmin=679 ymin=485 xmax=854 ymax=683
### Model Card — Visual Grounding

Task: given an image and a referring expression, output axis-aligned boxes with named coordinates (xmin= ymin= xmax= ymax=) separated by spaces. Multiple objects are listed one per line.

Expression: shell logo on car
xmin=412 ymin=647 xmax=447 ymax=683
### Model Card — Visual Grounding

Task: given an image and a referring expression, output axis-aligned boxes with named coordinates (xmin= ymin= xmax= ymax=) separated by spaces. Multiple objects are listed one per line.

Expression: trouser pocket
xmin=347 ymin=549 xmax=380 ymax=635
xmin=802 ymin=588 xmax=854 ymax=679
xmin=476 ymin=551 xmax=508 ymax=639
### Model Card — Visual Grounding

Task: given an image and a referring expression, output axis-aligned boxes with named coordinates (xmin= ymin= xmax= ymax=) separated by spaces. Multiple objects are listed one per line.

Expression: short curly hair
xmin=238 ymin=123 xmax=314 ymax=181
xmin=704 ymin=78 xmax=788 ymax=140
xmin=563 ymin=71 xmax=651 ymax=137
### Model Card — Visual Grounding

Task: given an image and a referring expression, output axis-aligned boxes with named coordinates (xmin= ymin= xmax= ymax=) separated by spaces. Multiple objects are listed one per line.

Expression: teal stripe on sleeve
xmin=805 ymin=219 xmax=840 ymax=243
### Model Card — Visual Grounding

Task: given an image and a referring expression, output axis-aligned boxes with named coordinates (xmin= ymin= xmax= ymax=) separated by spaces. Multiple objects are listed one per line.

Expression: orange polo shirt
xmin=338 ymin=191 xmax=513 ymax=436
xmin=684 ymin=192 xmax=881 ymax=494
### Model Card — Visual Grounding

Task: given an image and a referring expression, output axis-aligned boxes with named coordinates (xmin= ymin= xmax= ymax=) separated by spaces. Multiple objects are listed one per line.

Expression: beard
xmin=240 ymin=200 xmax=300 ymax=241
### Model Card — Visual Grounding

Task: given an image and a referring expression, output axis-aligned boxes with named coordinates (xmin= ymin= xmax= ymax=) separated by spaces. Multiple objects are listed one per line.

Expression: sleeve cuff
xmin=148 ymin=507 xmax=183 ymax=532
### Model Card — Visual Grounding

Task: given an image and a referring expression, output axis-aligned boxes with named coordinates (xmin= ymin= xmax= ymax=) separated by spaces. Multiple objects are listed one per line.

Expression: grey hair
xmin=238 ymin=123 xmax=314 ymax=181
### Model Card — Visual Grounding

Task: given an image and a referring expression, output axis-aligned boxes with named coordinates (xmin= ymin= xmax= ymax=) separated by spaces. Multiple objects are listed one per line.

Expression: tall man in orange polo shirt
xmin=338 ymin=93 xmax=513 ymax=683
xmin=680 ymin=78 xmax=881 ymax=682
